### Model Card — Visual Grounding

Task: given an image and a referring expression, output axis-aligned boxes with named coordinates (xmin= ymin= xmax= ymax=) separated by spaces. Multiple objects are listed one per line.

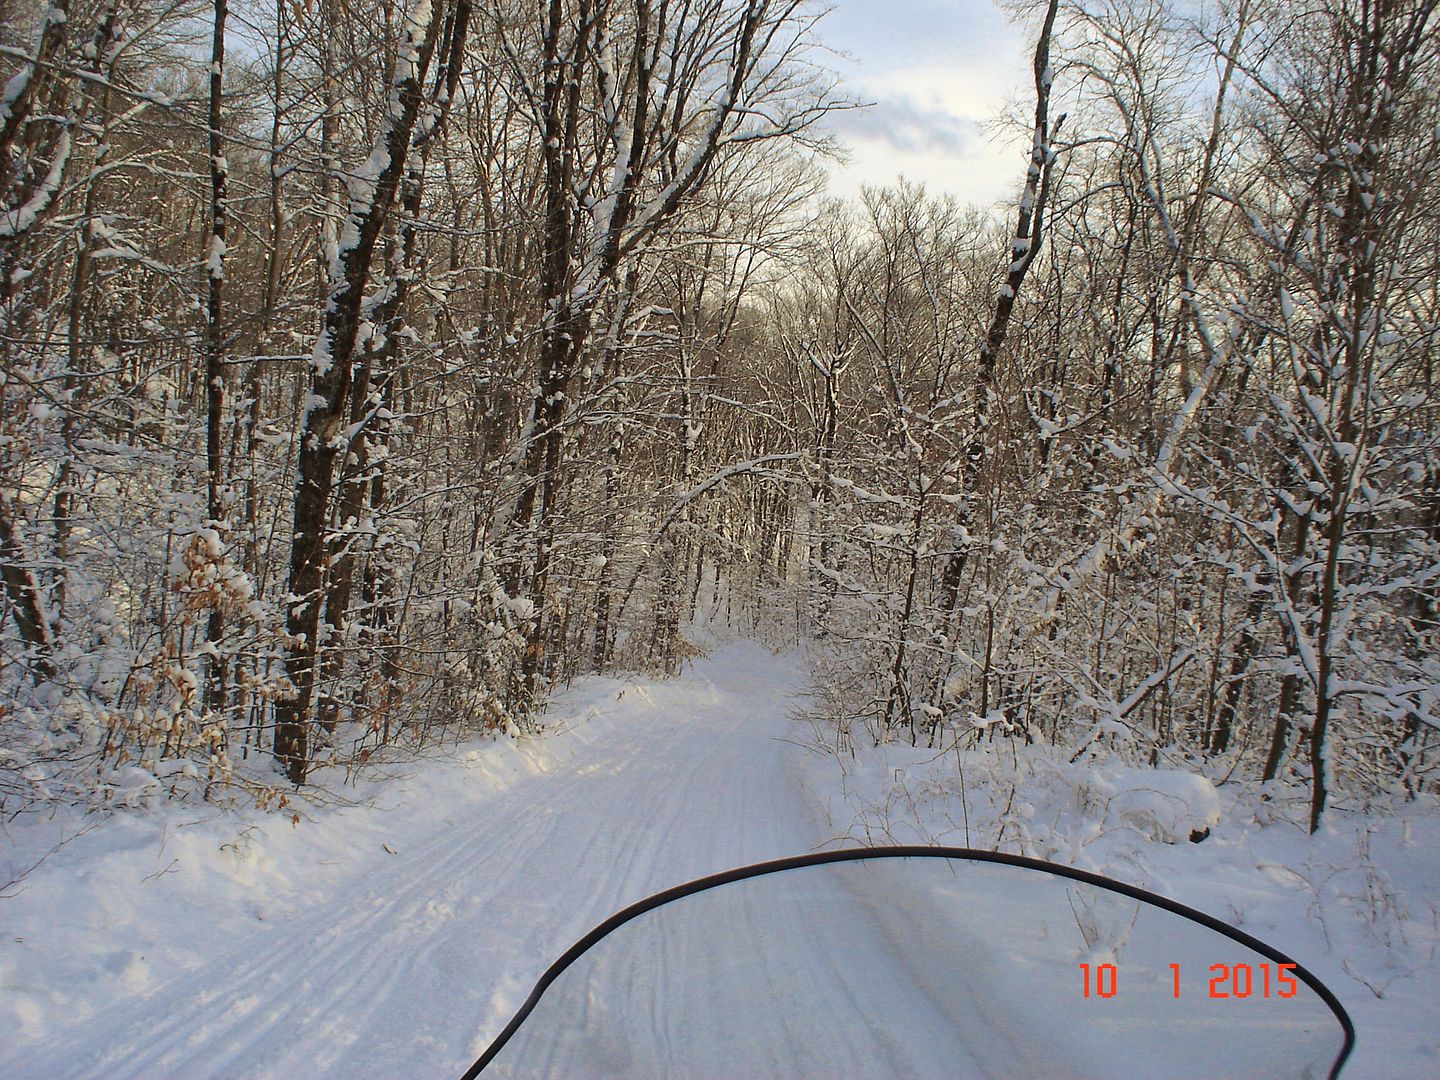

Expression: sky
xmin=812 ymin=0 xmax=1034 ymax=211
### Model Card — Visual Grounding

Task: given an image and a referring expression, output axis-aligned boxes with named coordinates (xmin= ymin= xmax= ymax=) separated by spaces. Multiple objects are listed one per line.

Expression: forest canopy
xmin=1 ymin=0 xmax=1436 ymax=831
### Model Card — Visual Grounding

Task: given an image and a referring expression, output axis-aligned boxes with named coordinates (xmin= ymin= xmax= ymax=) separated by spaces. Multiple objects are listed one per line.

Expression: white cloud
xmin=829 ymin=90 xmax=975 ymax=156
xmin=813 ymin=0 xmax=1035 ymax=209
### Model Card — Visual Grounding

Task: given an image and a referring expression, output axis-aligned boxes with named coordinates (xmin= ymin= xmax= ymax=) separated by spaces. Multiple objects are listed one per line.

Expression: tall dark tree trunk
xmin=319 ymin=0 xmax=471 ymax=726
xmin=1210 ymin=588 xmax=1264 ymax=756
xmin=935 ymin=0 xmax=1059 ymax=625
xmin=203 ymin=0 xmax=230 ymax=715
xmin=273 ymin=2 xmax=455 ymax=784
xmin=0 ymin=492 xmax=56 ymax=680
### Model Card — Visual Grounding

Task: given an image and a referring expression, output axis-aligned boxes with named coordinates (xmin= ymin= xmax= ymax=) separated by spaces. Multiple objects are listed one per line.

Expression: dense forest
xmin=2 ymin=0 xmax=1436 ymax=831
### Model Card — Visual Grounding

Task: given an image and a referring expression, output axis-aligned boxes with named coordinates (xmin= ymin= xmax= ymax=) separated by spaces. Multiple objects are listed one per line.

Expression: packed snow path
xmin=2 ymin=642 xmax=1424 ymax=1077
xmin=2 ymin=643 xmax=822 ymax=1078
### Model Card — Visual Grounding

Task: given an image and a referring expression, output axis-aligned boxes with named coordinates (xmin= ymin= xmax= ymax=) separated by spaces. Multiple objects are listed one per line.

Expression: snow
xmin=488 ymin=854 xmax=1345 ymax=1078
xmin=0 ymin=644 xmax=819 ymax=1078
xmin=798 ymin=731 xmax=1440 ymax=1079
xmin=205 ymin=234 xmax=226 ymax=280
xmin=1 ymin=72 xmax=27 ymax=123
xmin=1 ymin=643 xmax=1436 ymax=1077
xmin=0 ymin=129 xmax=72 ymax=238
xmin=1073 ymin=765 xmax=1221 ymax=844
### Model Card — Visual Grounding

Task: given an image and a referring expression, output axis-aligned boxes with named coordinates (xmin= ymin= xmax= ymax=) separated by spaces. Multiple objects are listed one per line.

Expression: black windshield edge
xmin=461 ymin=844 xmax=1356 ymax=1079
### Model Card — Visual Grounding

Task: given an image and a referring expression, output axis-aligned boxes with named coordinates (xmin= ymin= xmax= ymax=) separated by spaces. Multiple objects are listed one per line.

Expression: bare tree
xmin=274 ymin=0 xmax=472 ymax=784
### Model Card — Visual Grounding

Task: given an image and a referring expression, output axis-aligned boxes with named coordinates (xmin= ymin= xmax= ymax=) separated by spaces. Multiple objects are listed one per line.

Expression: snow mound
xmin=1075 ymin=766 xmax=1220 ymax=844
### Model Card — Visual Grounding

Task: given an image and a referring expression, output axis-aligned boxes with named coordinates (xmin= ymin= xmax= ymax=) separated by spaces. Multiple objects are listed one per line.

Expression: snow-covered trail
xmin=2 ymin=641 xmax=1378 ymax=1078
xmin=2 ymin=643 xmax=822 ymax=1079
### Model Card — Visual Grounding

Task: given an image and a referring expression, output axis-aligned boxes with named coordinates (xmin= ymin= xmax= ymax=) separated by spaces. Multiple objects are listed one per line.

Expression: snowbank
xmin=795 ymin=729 xmax=1440 ymax=1078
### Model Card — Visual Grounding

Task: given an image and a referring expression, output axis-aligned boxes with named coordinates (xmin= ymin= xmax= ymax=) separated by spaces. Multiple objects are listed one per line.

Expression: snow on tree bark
xmin=274 ymin=0 xmax=456 ymax=784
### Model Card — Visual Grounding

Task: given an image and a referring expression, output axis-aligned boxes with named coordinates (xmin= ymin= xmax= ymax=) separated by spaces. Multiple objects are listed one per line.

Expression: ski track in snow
xmin=2 ymin=643 xmax=821 ymax=1079
xmin=3 ymin=640 xmax=1431 ymax=1078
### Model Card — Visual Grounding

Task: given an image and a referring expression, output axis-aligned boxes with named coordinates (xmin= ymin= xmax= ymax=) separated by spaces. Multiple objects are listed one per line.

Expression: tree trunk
xmin=0 ymin=491 xmax=56 ymax=680
xmin=203 ymin=0 xmax=230 ymax=715
xmin=936 ymin=0 xmax=1059 ymax=623
xmin=274 ymin=1 xmax=451 ymax=784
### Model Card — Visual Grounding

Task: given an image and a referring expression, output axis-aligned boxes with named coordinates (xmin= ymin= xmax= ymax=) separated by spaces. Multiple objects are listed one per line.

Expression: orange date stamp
xmin=1079 ymin=962 xmax=1300 ymax=999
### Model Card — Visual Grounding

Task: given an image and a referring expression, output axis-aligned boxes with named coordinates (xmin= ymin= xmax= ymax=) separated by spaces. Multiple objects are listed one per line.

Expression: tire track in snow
xmin=5 ymin=644 xmax=819 ymax=1079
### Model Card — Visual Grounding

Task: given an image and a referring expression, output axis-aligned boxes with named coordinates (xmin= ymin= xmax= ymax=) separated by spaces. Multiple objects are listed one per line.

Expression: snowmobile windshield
xmin=465 ymin=847 xmax=1354 ymax=1079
